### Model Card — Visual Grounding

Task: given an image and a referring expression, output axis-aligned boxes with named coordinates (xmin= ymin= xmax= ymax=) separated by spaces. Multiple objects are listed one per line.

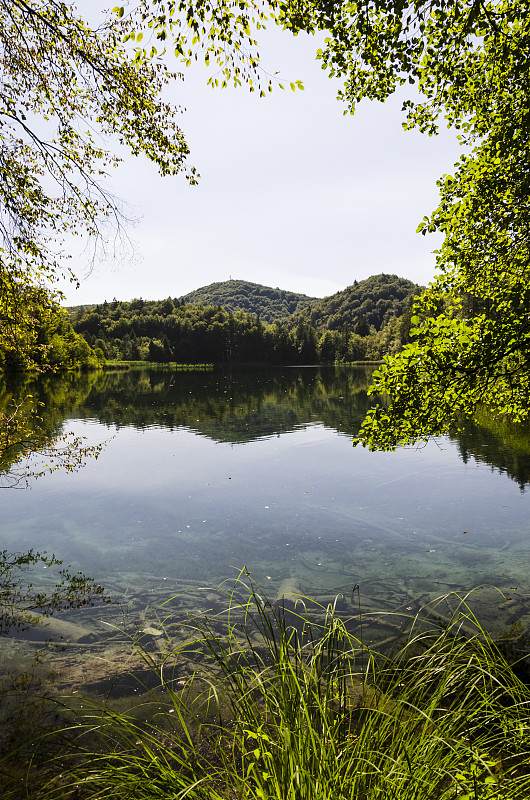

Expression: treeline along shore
xmin=67 ymin=274 xmax=421 ymax=365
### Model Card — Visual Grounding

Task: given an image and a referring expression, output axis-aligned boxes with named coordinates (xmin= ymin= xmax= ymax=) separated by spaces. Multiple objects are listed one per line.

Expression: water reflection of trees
xmin=4 ymin=366 xmax=530 ymax=488
xmin=450 ymin=411 xmax=530 ymax=491
xmin=72 ymin=366 xmax=377 ymax=443
xmin=0 ymin=371 xmax=101 ymax=484
xmin=77 ymin=367 xmax=530 ymax=486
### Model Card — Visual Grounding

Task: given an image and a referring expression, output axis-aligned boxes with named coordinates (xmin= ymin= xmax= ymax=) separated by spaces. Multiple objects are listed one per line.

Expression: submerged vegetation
xmin=8 ymin=582 xmax=530 ymax=800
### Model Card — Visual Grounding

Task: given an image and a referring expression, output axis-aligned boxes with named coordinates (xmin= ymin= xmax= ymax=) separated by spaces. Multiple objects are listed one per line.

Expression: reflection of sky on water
xmin=1 ymin=407 xmax=529 ymax=613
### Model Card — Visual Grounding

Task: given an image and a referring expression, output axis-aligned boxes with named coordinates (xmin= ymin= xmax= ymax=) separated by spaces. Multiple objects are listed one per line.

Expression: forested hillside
xmin=181 ymin=280 xmax=317 ymax=322
xmin=69 ymin=272 xmax=420 ymax=365
xmin=289 ymin=274 xmax=421 ymax=334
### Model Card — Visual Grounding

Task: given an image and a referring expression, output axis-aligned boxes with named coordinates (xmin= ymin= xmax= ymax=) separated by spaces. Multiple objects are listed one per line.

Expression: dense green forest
xmin=70 ymin=299 xmax=308 ymax=363
xmin=69 ymin=274 xmax=419 ymax=364
xmin=181 ymin=279 xmax=317 ymax=322
xmin=0 ymin=290 xmax=100 ymax=374
xmin=288 ymin=274 xmax=421 ymax=334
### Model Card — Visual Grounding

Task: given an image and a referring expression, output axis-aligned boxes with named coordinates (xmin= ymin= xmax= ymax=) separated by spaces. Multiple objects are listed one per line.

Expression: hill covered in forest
xmin=180 ymin=274 xmax=421 ymax=333
xmin=181 ymin=280 xmax=317 ymax=323
xmin=288 ymin=274 xmax=422 ymax=334
xmin=67 ymin=273 xmax=423 ymax=364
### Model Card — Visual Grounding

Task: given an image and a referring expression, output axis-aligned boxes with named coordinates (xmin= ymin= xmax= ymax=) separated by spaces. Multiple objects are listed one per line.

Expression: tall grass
xmin=26 ymin=581 xmax=530 ymax=799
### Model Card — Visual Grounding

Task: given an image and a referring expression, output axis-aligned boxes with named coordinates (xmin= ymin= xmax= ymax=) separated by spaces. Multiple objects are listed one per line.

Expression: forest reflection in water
xmin=4 ymin=363 xmax=530 ymax=484
xmin=1 ymin=365 xmax=530 ymax=695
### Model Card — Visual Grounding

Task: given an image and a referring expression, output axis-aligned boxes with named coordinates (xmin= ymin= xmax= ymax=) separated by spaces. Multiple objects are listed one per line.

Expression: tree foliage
xmin=1 ymin=0 xmax=195 ymax=286
xmin=269 ymin=0 xmax=530 ymax=447
xmin=0 ymin=287 xmax=101 ymax=373
xmin=131 ymin=0 xmax=279 ymax=93
xmin=70 ymin=297 xmax=317 ymax=363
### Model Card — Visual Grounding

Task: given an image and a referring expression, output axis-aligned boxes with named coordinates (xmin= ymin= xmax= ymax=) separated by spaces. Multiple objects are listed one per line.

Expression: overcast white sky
xmin=59 ymin=13 xmax=463 ymax=305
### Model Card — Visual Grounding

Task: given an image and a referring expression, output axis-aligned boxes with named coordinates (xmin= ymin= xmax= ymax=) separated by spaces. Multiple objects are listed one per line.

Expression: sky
xmin=58 ymin=11 xmax=464 ymax=306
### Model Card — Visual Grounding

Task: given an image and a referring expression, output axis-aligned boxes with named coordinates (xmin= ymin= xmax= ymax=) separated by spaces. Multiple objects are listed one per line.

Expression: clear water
xmin=2 ymin=365 xmax=530 ymax=690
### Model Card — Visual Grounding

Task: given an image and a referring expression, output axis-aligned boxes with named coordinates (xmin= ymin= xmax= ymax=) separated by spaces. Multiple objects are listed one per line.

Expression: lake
xmin=2 ymin=365 xmax=530 ymax=692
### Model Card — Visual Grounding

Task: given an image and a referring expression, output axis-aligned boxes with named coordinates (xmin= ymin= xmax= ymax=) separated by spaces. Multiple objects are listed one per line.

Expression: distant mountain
xmin=181 ymin=279 xmax=317 ymax=324
xmin=290 ymin=274 xmax=422 ymax=333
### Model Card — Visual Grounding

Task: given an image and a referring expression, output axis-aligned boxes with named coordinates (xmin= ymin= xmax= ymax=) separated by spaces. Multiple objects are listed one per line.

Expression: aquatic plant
xmin=24 ymin=582 xmax=530 ymax=799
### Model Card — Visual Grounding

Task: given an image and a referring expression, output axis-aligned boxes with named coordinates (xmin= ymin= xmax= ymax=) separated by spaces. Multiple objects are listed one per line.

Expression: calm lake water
xmin=2 ymin=365 xmax=530 ymax=691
